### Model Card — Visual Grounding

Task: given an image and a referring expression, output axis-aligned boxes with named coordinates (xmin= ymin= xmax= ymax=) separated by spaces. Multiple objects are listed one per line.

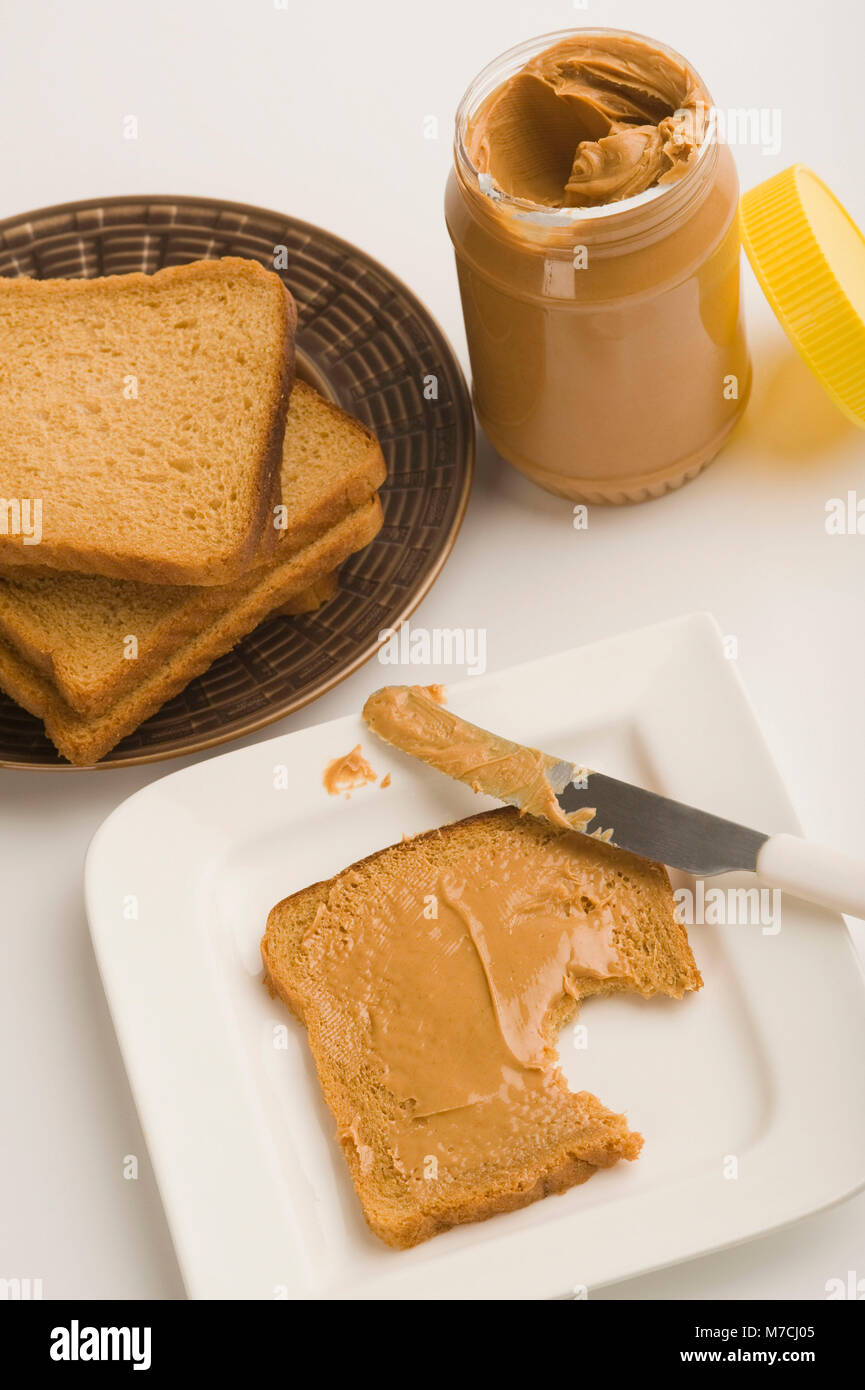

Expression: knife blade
xmin=362 ymin=686 xmax=865 ymax=919
xmin=539 ymin=760 xmax=767 ymax=875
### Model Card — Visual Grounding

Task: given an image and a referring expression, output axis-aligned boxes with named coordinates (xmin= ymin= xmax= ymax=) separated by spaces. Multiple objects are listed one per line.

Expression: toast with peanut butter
xmin=262 ymin=807 xmax=701 ymax=1249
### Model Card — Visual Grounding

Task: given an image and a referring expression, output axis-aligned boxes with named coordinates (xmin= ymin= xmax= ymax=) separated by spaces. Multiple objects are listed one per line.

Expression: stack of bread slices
xmin=0 ymin=258 xmax=386 ymax=763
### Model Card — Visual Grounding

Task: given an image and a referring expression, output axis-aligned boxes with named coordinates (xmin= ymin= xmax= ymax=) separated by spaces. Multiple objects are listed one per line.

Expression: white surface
xmin=84 ymin=617 xmax=865 ymax=1299
xmin=1 ymin=0 xmax=864 ymax=1301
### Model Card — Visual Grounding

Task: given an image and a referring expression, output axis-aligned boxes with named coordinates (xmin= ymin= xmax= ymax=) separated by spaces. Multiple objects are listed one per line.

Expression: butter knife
xmin=363 ymin=686 xmax=865 ymax=920
xmin=546 ymin=760 xmax=865 ymax=919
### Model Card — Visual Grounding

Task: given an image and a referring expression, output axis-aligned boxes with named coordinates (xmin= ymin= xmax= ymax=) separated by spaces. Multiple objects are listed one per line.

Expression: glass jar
xmin=445 ymin=28 xmax=751 ymax=503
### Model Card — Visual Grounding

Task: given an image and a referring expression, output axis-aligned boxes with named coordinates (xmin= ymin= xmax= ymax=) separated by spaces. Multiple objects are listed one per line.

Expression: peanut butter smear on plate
xmin=322 ymin=745 xmax=377 ymax=797
xmin=467 ymin=32 xmax=710 ymax=207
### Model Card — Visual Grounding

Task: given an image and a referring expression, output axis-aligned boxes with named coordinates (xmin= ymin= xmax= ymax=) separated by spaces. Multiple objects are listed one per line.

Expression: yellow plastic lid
xmin=739 ymin=165 xmax=865 ymax=429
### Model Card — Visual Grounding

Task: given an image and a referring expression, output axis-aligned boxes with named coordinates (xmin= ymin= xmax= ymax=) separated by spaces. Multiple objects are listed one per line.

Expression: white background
xmin=0 ymin=0 xmax=863 ymax=1300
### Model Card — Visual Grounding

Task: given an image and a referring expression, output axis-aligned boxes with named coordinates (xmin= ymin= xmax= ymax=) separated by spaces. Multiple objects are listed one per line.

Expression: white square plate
xmin=85 ymin=613 xmax=865 ymax=1300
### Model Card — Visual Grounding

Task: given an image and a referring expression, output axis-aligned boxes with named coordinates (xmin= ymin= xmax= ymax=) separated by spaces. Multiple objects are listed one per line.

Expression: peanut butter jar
xmin=445 ymin=29 xmax=751 ymax=503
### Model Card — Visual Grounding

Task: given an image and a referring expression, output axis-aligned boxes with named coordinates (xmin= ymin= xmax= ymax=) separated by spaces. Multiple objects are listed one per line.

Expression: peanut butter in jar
xmin=445 ymin=28 xmax=751 ymax=503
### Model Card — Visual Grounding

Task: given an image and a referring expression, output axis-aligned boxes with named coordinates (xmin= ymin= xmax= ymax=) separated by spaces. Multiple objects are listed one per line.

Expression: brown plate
xmin=0 ymin=195 xmax=474 ymax=770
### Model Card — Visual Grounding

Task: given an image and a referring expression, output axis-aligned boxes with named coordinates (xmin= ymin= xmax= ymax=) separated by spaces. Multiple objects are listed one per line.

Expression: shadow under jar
xmin=445 ymin=28 xmax=751 ymax=503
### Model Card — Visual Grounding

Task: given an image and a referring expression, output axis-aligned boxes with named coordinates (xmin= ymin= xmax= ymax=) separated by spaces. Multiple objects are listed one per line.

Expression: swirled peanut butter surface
xmin=301 ymin=822 xmax=629 ymax=1176
xmin=468 ymin=32 xmax=710 ymax=207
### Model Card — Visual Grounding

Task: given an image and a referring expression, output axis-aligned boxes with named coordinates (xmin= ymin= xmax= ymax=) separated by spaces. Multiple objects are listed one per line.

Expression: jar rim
xmin=453 ymin=27 xmax=718 ymax=229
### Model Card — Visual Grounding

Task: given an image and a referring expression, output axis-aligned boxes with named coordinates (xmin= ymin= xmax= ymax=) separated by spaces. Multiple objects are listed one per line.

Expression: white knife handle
xmin=756 ymin=834 xmax=865 ymax=919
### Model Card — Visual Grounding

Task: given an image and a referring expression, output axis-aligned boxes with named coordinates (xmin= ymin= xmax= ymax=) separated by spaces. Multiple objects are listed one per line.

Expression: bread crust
xmin=273 ymin=570 xmax=339 ymax=616
xmin=237 ymin=269 xmax=296 ymax=575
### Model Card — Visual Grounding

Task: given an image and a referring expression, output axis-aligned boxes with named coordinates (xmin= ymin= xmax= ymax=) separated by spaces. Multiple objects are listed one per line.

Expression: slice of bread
xmin=0 ymin=383 xmax=385 ymax=716
xmin=0 ymin=498 xmax=382 ymax=764
xmin=262 ymin=807 xmax=702 ymax=1249
xmin=275 ymin=570 xmax=339 ymax=616
xmin=0 ymin=258 xmax=295 ymax=584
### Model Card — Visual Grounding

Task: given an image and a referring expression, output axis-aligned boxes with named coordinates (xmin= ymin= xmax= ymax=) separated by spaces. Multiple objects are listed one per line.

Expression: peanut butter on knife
xmin=362 ymin=684 xmax=595 ymax=832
